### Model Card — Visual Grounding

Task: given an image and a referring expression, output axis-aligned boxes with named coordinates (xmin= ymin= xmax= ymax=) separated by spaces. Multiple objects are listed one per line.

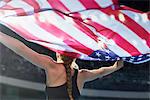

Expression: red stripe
xmin=79 ymin=0 xmax=150 ymax=47
xmin=78 ymin=0 xmax=101 ymax=9
xmin=85 ymin=20 xmax=141 ymax=56
xmin=47 ymin=0 xmax=69 ymax=13
xmin=50 ymin=0 xmax=97 ymax=41
xmin=3 ymin=0 xmax=11 ymax=2
xmin=47 ymin=0 xmax=70 ymax=18
xmin=34 ymin=14 xmax=94 ymax=55
xmin=24 ymin=0 xmax=41 ymax=13
xmin=56 ymin=50 xmax=80 ymax=58
xmin=48 ymin=1 xmax=98 ymax=43
xmin=5 ymin=21 xmax=80 ymax=58
xmin=1 ymin=5 xmax=27 ymax=16
xmin=111 ymin=0 xmax=119 ymax=9
xmin=68 ymin=13 xmax=83 ymax=21
xmin=148 ymin=12 xmax=150 ymax=20
xmin=73 ymin=20 xmax=98 ymax=42
xmin=112 ymin=0 xmax=119 ymax=5
xmin=101 ymin=8 xmax=150 ymax=47
xmin=1 ymin=5 xmax=12 ymax=9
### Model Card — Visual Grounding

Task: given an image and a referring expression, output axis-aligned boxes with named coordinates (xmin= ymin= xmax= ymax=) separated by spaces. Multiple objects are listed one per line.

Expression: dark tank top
xmin=45 ymin=68 xmax=80 ymax=100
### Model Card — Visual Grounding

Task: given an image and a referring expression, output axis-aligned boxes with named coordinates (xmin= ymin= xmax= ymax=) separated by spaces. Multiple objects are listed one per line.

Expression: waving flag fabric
xmin=0 ymin=0 xmax=150 ymax=64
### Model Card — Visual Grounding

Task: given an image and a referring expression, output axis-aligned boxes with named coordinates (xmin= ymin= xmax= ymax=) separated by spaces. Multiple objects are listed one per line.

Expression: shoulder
xmin=44 ymin=58 xmax=64 ymax=72
xmin=44 ymin=57 xmax=56 ymax=68
xmin=78 ymin=69 xmax=90 ymax=78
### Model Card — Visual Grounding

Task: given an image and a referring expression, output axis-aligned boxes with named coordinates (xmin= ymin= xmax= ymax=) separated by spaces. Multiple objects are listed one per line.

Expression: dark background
xmin=119 ymin=0 xmax=149 ymax=12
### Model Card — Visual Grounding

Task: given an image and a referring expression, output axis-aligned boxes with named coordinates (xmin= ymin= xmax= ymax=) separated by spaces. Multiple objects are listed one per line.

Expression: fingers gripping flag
xmin=0 ymin=0 xmax=149 ymax=64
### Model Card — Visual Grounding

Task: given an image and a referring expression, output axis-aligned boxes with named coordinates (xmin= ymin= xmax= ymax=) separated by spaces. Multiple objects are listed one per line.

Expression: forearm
xmin=81 ymin=60 xmax=124 ymax=82
xmin=99 ymin=60 xmax=124 ymax=77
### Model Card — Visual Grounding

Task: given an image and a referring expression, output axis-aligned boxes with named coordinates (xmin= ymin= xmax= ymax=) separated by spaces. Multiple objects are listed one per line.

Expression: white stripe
xmin=0 ymin=1 xmax=17 ymax=17
xmin=1 ymin=15 xmax=130 ymax=57
xmin=0 ymin=10 xmax=17 ymax=18
xmin=121 ymin=10 xmax=150 ymax=33
xmin=8 ymin=0 xmax=34 ymax=15
xmin=95 ymin=0 xmax=113 ymax=8
xmin=43 ymin=11 xmax=99 ymax=50
xmin=0 ymin=1 xmax=7 ymax=7
xmin=82 ymin=23 xmax=131 ymax=56
xmin=3 ymin=16 xmax=71 ymax=46
xmin=35 ymin=0 xmax=52 ymax=9
xmin=15 ymin=19 xmax=65 ymax=45
xmin=2 ymin=14 xmax=87 ymax=56
xmin=0 ymin=76 xmax=150 ymax=99
xmin=7 ymin=17 xmax=82 ymax=52
xmin=107 ymin=40 xmax=131 ymax=56
xmin=80 ymin=10 xmax=150 ymax=54
xmin=60 ymin=0 xmax=85 ymax=12
xmin=30 ymin=40 xmax=88 ymax=57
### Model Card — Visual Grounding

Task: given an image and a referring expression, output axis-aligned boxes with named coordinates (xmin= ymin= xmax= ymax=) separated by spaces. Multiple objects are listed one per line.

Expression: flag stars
xmin=129 ymin=58 xmax=135 ymax=61
xmin=137 ymin=57 xmax=142 ymax=61
xmin=95 ymin=52 xmax=101 ymax=57
xmin=147 ymin=54 xmax=150 ymax=57
xmin=105 ymin=49 xmax=111 ymax=54
xmin=105 ymin=56 xmax=111 ymax=60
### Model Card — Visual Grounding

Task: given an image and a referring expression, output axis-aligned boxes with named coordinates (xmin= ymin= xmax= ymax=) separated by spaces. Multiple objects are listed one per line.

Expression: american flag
xmin=0 ymin=0 xmax=150 ymax=64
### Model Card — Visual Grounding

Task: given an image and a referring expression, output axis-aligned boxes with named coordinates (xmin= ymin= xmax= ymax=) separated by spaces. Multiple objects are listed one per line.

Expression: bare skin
xmin=0 ymin=32 xmax=124 ymax=94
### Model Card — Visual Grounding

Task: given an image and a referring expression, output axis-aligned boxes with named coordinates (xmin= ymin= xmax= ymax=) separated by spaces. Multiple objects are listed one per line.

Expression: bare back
xmin=45 ymin=62 xmax=84 ymax=94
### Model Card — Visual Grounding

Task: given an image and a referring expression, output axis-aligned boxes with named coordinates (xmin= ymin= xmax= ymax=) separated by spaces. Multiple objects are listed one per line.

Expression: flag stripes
xmin=34 ymin=13 xmax=94 ymax=55
xmin=0 ymin=0 xmax=149 ymax=64
xmin=78 ymin=10 xmax=149 ymax=55
xmin=84 ymin=20 xmax=141 ymax=55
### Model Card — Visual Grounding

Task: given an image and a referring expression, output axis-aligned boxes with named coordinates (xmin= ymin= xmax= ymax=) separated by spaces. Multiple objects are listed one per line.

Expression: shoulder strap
xmin=73 ymin=68 xmax=78 ymax=79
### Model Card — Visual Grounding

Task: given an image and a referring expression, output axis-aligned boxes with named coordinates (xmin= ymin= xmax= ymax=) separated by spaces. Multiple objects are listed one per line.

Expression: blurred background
xmin=0 ymin=0 xmax=150 ymax=100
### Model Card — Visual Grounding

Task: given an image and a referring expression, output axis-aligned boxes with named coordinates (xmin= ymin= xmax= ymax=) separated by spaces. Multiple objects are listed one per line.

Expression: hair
xmin=60 ymin=54 xmax=74 ymax=100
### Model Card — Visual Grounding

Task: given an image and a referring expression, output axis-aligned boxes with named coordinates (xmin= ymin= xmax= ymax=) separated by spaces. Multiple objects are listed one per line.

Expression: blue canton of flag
xmin=122 ymin=54 xmax=150 ymax=64
xmin=89 ymin=49 xmax=120 ymax=61
xmin=90 ymin=49 xmax=150 ymax=64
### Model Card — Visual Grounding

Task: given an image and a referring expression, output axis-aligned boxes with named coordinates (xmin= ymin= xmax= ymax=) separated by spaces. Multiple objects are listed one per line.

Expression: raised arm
xmin=0 ymin=32 xmax=55 ymax=70
xmin=80 ymin=60 xmax=124 ymax=82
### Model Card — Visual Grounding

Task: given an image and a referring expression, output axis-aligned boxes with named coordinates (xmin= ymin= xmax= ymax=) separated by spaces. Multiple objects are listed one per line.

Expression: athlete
xmin=0 ymin=32 xmax=124 ymax=100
